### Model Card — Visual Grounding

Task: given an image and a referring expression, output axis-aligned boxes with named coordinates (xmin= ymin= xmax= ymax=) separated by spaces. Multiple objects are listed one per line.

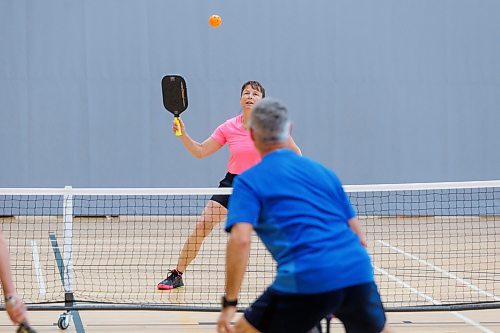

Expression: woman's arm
xmin=173 ymin=118 xmax=223 ymax=158
xmin=347 ymin=217 xmax=367 ymax=248
xmin=288 ymin=137 xmax=302 ymax=155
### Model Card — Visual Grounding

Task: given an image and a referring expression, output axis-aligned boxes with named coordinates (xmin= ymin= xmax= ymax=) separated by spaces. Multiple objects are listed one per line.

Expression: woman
xmin=157 ymin=81 xmax=301 ymax=290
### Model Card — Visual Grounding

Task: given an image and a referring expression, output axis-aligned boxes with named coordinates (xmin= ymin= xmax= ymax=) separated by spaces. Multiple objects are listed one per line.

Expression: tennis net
xmin=0 ymin=181 xmax=499 ymax=312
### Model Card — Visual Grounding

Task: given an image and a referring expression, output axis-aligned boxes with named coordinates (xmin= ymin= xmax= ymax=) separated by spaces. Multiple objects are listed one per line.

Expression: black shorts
xmin=210 ymin=172 xmax=237 ymax=209
xmin=244 ymin=282 xmax=386 ymax=333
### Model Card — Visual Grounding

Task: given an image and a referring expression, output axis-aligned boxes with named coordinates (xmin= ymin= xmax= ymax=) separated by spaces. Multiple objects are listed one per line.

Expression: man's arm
xmin=225 ymin=223 xmax=253 ymax=300
xmin=0 ymin=230 xmax=27 ymax=324
xmin=0 ymin=231 xmax=16 ymax=297
xmin=217 ymin=223 xmax=253 ymax=333
xmin=348 ymin=217 xmax=367 ymax=248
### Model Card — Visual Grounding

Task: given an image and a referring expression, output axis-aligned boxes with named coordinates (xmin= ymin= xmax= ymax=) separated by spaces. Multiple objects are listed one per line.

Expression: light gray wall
xmin=1 ymin=0 xmax=499 ymax=187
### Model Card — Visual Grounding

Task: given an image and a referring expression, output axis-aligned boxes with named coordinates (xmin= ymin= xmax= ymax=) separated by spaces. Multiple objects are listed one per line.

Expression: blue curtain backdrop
xmin=0 ymin=0 xmax=499 ymax=187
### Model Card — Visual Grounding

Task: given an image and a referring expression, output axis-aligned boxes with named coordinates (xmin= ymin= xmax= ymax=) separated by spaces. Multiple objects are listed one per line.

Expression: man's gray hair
xmin=250 ymin=98 xmax=291 ymax=143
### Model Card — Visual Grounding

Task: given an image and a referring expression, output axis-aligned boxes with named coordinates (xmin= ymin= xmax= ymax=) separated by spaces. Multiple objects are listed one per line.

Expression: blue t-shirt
xmin=226 ymin=149 xmax=374 ymax=294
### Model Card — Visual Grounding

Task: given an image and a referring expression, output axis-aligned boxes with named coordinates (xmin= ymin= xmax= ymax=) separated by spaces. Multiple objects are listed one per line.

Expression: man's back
xmin=227 ymin=149 xmax=374 ymax=294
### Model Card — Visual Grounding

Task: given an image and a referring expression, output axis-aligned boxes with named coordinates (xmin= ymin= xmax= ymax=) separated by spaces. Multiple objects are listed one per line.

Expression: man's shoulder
xmin=239 ymin=150 xmax=336 ymax=179
xmin=290 ymin=154 xmax=341 ymax=185
xmin=234 ymin=161 xmax=268 ymax=190
xmin=236 ymin=163 xmax=262 ymax=183
xmin=300 ymin=154 xmax=334 ymax=172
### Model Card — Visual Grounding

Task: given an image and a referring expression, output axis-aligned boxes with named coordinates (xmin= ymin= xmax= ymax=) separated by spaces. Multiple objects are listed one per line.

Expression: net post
xmin=62 ymin=186 xmax=74 ymax=295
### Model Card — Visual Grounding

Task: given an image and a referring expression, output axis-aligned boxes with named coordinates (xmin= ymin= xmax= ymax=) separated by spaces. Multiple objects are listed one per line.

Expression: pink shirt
xmin=211 ymin=114 xmax=261 ymax=174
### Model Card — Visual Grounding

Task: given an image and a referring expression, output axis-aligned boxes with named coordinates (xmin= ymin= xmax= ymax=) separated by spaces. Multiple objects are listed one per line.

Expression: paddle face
xmin=161 ymin=75 xmax=188 ymax=117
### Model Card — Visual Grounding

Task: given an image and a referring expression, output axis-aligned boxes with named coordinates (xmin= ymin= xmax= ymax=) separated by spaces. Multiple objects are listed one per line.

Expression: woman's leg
xmin=157 ymin=200 xmax=228 ymax=290
xmin=176 ymin=200 xmax=228 ymax=272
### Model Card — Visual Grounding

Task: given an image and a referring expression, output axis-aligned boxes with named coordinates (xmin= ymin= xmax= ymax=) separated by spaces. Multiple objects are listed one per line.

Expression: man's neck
xmin=258 ymin=143 xmax=289 ymax=157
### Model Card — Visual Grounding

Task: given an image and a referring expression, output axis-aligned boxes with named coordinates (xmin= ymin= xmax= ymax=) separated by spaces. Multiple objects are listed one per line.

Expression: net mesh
xmin=0 ymin=181 xmax=499 ymax=311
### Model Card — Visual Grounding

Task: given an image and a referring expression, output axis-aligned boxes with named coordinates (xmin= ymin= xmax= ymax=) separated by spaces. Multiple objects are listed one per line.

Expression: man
xmin=0 ymin=229 xmax=31 ymax=328
xmin=217 ymin=99 xmax=389 ymax=333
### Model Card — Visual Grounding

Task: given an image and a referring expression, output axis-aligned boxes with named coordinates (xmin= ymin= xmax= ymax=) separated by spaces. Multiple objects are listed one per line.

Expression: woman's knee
xmin=194 ymin=220 xmax=217 ymax=235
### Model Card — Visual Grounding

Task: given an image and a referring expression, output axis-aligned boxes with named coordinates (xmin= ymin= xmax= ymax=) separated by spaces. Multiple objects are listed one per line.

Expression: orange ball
xmin=209 ymin=14 xmax=221 ymax=28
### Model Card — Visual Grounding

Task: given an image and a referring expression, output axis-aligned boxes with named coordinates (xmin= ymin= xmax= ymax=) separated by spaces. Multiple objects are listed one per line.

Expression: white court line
xmin=377 ymin=240 xmax=500 ymax=301
xmin=31 ymin=240 xmax=46 ymax=295
xmin=374 ymin=265 xmax=495 ymax=333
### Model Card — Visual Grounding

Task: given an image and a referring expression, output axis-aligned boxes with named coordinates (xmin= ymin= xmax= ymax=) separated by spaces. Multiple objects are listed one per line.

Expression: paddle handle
xmin=17 ymin=322 xmax=37 ymax=333
xmin=5 ymin=297 xmax=36 ymax=333
xmin=174 ymin=116 xmax=182 ymax=136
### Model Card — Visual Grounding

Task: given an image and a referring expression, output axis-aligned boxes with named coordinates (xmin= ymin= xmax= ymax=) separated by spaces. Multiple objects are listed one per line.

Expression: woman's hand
xmin=172 ymin=117 xmax=186 ymax=136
